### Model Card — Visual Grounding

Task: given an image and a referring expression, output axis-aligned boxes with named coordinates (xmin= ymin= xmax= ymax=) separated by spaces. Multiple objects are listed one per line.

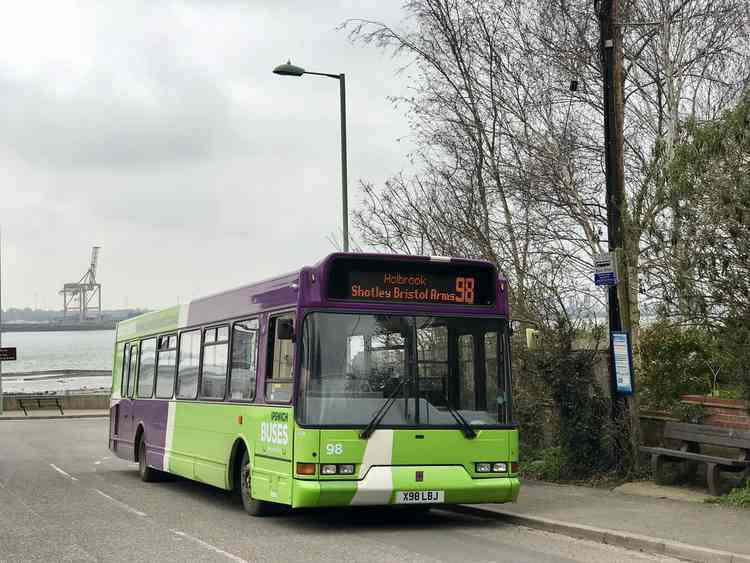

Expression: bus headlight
xmin=475 ymin=462 xmax=508 ymax=473
xmin=321 ymin=464 xmax=338 ymax=475
xmin=338 ymin=464 xmax=355 ymax=475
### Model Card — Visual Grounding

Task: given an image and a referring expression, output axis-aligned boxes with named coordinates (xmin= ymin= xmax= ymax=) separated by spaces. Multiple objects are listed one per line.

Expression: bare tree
xmin=350 ymin=0 xmax=607 ymax=324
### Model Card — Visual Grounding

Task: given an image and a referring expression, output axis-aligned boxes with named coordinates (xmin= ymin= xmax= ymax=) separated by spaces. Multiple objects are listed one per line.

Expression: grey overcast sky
xmin=0 ymin=1 xmax=414 ymax=310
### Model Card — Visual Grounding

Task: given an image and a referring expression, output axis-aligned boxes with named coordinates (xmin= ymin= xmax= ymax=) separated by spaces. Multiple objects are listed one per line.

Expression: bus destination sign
xmin=349 ymin=271 xmax=478 ymax=305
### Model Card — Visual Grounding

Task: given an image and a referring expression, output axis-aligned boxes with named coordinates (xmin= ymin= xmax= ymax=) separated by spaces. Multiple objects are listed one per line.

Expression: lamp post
xmin=273 ymin=61 xmax=349 ymax=252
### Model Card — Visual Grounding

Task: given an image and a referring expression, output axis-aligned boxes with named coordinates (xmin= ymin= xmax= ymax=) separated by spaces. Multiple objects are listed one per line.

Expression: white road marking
xmin=170 ymin=530 xmax=248 ymax=563
xmin=93 ymin=489 xmax=147 ymax=517
xmin=94 ymin=461 xmax=101 ymax=465
xmin=49 ymin=463 xmax=79 ymax=482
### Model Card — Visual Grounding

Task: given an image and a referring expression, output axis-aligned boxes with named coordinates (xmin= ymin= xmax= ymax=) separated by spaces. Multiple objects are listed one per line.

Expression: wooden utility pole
xmin=599 ymin=0 xmax=642 ymax=469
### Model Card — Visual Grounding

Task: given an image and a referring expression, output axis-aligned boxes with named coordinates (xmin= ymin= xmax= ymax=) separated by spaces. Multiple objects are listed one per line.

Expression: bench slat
xmin=640 ymin=446 xmax=750 ymax=466
xmin=663 ymin=422 xmax=750 ymax=450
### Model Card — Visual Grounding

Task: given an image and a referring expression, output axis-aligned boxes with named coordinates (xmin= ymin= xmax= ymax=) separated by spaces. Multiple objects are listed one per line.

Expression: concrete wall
xmin=3 ymin=393 xmax=109 ymax=411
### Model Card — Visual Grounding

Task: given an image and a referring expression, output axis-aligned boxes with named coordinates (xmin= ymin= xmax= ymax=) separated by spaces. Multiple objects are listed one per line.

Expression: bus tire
xmin=239 ymin=450 xmax=271 ymax=516
xmin=138 ymin=436 xmax=159 ymax=483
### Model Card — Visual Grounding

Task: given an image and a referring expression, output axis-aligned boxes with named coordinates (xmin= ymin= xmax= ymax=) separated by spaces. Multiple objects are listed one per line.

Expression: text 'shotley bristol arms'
xmin=350 ymin=272 xmax=476 ymax=304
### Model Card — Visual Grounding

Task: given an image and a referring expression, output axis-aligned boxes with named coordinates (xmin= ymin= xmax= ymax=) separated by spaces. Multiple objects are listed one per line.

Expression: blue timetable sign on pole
xmin=611 ymin=331 xmax=634 ymax=395
xmin=594 ymin=252 xmax=618 ymax=286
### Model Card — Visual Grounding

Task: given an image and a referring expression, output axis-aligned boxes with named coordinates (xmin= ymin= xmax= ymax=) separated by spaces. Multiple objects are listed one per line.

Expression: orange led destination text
xmin=350 ymin=273 xmax=476 ymax=304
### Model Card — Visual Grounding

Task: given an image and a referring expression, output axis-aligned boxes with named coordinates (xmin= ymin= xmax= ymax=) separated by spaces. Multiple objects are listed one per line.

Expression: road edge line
xmin=448 ymin=505 xmax=748 ymax=562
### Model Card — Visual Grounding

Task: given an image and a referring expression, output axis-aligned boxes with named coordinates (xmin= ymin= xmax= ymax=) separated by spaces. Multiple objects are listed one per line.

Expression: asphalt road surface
xmin=0 ymin=418 xmax=679 ymax=563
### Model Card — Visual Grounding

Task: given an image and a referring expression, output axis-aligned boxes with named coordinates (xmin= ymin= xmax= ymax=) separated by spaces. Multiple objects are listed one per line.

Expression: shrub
xmin=714 ymin=315 xmax=750 ymax=414
xmin=639 ymin=321 xmax=714 ymax=409
xmin=512 ymin=338 xmax=554 ymax=454
xmin=529 ymin=338 xmax=612 ymax=479
xmin=523 ymin=447 xmax=564 ymax=481
xmin=719 ymin=481 xmax=750 ymax=508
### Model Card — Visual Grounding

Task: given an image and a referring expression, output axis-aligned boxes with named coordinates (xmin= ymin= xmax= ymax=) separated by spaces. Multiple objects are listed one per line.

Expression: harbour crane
xmin=59 ymin=246 xmax=102 ymax=321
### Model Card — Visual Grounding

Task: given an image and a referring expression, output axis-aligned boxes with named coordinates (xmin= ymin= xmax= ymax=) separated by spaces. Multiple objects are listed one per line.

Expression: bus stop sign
xmin=594 ymin=252 xmax=618 ymax=286
xmin=0 ymin=347 xmax=17 ymax=361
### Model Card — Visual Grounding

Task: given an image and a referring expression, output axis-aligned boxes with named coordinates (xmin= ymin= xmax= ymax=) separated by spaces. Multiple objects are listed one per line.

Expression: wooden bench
xmin=17 ymin=396 xmax=64 ymax=416
xmin=640 ymin=422 xmax=750 ymax=495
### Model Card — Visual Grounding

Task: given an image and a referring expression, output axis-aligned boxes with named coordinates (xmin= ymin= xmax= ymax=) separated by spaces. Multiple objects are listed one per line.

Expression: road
xmin=0 ymin=418 xmax=679 ymax=563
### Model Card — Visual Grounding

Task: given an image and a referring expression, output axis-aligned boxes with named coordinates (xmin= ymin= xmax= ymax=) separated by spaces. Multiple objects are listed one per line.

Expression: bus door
xmin=450 ymin=321 xmax=507 ymax=421
xmin=111 ymin=343 xmax=128 ymax=442
xmin=118 ymin=343 xmax=139 ymax=454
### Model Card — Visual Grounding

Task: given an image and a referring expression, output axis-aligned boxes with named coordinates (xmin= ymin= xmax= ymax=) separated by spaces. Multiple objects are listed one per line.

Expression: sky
xmin=0 ymin=1 xmax=415 ymax=310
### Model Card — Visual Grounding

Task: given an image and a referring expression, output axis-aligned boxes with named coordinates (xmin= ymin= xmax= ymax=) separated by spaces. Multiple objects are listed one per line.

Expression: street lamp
xmin=273 ymin=61 xmax=349 ymax=252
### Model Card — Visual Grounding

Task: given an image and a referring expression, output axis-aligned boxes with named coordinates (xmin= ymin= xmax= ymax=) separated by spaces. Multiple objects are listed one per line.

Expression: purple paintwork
xmin=110 ymin=398 xmax=169 ymax=465
xmin=186 ymin=272 xmax=300 ymax=326
xmin=134 ymin=399 xmax=169 ymax=468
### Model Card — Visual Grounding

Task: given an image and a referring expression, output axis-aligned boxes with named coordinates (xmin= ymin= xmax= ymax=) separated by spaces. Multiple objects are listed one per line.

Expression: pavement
xmin=0 ymin=417 xmax=748 ymax=562
xmin=0 ymin=408 xmax=108 ymax=420
xmin=464 ymin=480 xmax=750 ymax=561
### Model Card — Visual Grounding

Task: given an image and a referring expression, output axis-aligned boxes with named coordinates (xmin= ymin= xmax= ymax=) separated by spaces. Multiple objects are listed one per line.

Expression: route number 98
xmin=455 ymin=277 xmax=475 ymax=304
xmin=326 ymin=443 xmax=343 ymax=455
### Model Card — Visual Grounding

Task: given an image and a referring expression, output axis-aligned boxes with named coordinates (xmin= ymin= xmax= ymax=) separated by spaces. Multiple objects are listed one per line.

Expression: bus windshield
xmin=298 ymin=312 xmax=511 ymax=428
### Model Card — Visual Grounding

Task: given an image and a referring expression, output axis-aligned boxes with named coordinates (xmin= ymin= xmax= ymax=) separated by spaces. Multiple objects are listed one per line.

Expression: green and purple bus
xmin=109 ymin=253 xmax=519 ymax=515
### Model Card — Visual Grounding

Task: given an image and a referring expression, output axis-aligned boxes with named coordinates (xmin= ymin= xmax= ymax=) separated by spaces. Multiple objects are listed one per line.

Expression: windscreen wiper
xmin=360 ymin=376 xmax=410 ymax=440
xmin=441 ymin=376 xmax=477 ymax=439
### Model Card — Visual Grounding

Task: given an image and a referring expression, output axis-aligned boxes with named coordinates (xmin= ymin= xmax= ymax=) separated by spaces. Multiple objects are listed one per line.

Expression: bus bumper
xmin=292 ymin=466 xmax=521 ymax=508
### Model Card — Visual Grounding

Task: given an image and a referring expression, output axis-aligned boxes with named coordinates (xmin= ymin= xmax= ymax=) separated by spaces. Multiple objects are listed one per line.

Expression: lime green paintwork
xmin=116 ymin=306 xmax=182 ymax=343
xmin=165 ymin=402 xmax=294 ymax=504
xmin=151 ymin=398 xmax=519 ymax=509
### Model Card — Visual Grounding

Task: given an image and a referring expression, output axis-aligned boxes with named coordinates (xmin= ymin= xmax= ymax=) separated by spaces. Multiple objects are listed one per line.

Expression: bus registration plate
xmin=395 ymin=490 xmax=444 ymax=504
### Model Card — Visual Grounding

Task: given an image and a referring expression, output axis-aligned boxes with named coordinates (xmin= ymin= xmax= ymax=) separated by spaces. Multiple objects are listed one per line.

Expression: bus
xmin=108 ymin=253 xmax=519 ymax=515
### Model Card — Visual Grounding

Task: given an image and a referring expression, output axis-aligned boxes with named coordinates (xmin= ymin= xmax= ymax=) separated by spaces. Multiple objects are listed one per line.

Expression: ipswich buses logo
xmin=261 ymin=411 xmax=289 ymax=445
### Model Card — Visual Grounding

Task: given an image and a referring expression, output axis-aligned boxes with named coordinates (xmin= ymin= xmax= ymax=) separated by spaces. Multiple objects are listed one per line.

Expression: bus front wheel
xmin=239 ymin=450 xmax=271 ymax=517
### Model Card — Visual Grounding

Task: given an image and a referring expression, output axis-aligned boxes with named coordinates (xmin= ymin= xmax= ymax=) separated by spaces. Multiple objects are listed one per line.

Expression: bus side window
xmin=176 ymin=330 xmax=201 ymax=399
xmin=137 ymin=338 xmax=157 ymax=398
xmin=229 ymin=319 xmax=259 ymax=401
xmin=200 ymin=325 xmax=229 ymax=400
xmin=126 ymin=344 xmax=139 ymax=399
xmin=121 ymin=343 xmax=131 ymax=398
xmin=265 ymin=313 xmax=295 ymax=403
xmin=155 ymin=335 xmax=177 ymax=399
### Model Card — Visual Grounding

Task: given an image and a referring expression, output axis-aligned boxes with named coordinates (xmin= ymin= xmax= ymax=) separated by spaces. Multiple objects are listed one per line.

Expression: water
xmin=0 ymin=330 xmax=114 ymax=374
